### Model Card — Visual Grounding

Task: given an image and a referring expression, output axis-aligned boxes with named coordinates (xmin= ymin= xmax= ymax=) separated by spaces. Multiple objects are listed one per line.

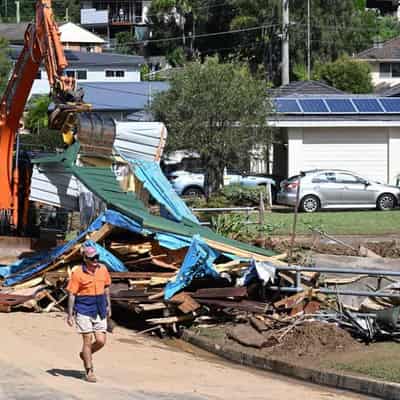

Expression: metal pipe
xmin=192 ymin=207 xmax=257 ymax=212
xmin=268 ymin=286 xmax=400 ymax=298
xmin=275 ymin=265 xmax=400 ymax=277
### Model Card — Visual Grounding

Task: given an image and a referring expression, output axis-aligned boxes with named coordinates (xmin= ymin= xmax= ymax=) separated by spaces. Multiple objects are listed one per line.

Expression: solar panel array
xmin=274 ymin=97 xmax=400 ymax=114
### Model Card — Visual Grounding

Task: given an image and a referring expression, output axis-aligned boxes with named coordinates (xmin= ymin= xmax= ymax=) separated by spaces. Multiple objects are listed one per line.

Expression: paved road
xmin=0 ymin=313 xmax=373 ymax=400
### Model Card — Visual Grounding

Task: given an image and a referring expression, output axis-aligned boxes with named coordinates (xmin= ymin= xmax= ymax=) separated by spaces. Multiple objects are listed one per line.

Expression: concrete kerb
xmin=182 ymin=330 xmax=400 ymax=400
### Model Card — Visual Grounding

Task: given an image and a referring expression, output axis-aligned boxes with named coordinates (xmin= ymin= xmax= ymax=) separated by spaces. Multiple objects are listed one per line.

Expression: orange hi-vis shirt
xmin=67 ymin=264 xmax=111 ymax=319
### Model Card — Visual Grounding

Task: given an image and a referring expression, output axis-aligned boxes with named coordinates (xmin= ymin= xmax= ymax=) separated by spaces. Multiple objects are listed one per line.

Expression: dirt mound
xmin=367 ymin=241 xmax=400 ymax=258
xmin=274 ymin=321 xmax=361 ymax=359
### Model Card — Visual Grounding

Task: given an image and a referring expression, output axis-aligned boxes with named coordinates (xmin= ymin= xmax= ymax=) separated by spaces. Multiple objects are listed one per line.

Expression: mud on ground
xmin=191 ymin=321 xmax=362 ymax=365
xmin=254 ymin=238 xmax=400 ymax=258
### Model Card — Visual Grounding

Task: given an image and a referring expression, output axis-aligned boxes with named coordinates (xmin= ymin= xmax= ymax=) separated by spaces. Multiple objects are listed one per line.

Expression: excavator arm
xmin=0 ymin=0 xmax=78 ymax=232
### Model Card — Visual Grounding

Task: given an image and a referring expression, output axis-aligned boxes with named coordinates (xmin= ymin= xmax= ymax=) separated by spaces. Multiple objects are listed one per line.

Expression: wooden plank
xmin=124 ymin=254 xmax=167 ymax=265
xmin=196 ymin=298 xmax=268 ymax=313
xmin=192 ymin=287 xmax=248 ymax=299
xmin=151 ymin=258 xmax=179 ymax=271
xmin=146 ymin=314 xmax=194 ymax=325
xmin=110 ymin=272 xmax=175 ymax=279
xmin=135 ymin=302 xmax=167 ymax=312
xmin=169 ymin=292 xmax=201 ymax=314
xmin=87 ymin=223 xmax=114 ymax=243
xmin=204 ymin=238 xmax=287 ymax=264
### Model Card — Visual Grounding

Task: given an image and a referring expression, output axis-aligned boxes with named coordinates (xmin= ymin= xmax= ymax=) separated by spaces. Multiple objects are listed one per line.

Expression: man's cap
xmin=82 ymin=244 xmax=99 ymax=259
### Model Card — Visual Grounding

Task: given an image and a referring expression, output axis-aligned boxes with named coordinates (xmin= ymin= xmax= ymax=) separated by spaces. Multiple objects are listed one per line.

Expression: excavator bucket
xmin=75 ymin=112 xmax=116 ymax=157
xmin=49 ymin=106 xmax=116 ymax=158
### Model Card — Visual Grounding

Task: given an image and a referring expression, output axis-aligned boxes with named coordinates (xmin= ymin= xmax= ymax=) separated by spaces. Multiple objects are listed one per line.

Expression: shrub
xmin=220 ymin=184 xmax=267 ymax=207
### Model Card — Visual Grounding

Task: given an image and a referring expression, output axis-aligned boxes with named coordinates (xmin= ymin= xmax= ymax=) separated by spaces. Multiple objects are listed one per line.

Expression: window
xmin=335 ymin=173 xmax=359 ymax=184
xmin=392 ymin=63 xmax=400 ymax=77
xmin=105 ymin=70 xmax=125 ymax=78
xmin=379 ymin=63 xmax=400 ymax=78
xmin=36 ymin=70 xmax=42 ymax=79
xmin=65 ymin=70 xmax=75 ymax=78
xmin=64 ymin=69 xmax=87 ymax=80
xmin=312 ymin=172 xmax=336 ymax=183
xmin=76 ymin=70 xmax=87 ymax=80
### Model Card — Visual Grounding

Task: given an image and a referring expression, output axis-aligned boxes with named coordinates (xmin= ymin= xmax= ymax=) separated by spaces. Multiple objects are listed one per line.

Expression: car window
xmin=335 ymin=173 xmax=359 ymax=184
xmin=312 ymin=172 xmax=336 ymax=183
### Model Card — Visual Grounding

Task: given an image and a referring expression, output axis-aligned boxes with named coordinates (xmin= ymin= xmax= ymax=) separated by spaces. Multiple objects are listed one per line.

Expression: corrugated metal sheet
xmin=30 ymin=166 xmax=79 ymax=210
xmin=114 ymin=122 xmax=167 ymax=162
xmin=30 ymin=122 xmax=167 ymax=208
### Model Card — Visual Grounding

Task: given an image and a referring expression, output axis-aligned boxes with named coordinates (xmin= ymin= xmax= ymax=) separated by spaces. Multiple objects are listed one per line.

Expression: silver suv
xmin=277 ymin=169 xmax=400 ymax=213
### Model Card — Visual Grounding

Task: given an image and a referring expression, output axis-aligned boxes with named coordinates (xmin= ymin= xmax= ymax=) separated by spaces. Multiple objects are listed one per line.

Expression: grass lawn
xmin=251 ymin=209 xmax=400 ymax=236
xmin=324 ymin=342 xmax=400 ymax=383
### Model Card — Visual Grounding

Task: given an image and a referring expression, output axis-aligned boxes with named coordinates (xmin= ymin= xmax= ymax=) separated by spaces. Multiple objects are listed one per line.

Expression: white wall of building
xmin=287 ymin=126 xmax=400 ymax=184
xmin=31 ymin=68 xmax=141 ymax=96
xmin=369 ymin=61 xmax=400 ymax=87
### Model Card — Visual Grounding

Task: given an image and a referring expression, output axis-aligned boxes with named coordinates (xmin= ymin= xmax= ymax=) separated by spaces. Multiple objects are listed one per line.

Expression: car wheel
xmin=377 ymin=193 xmax=396 ymax=211
xmin=182 ymin=186 xmax=204 ymax=197
xmin=300 ymin=195 xmax=320 ymax=213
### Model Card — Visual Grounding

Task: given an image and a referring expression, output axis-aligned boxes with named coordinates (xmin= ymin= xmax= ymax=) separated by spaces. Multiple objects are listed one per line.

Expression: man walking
xmin=66 ymin=243 xmax=112 ymax=383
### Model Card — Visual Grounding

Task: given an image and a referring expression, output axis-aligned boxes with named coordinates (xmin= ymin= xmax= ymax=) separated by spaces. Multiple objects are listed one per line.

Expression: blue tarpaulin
xmin=164 ymin=235 xmax=219 ymax=300
xmin=81 ymin=240 xmax=127 ymax=273
xmin=127 ymin=159 xmax=199 ymax=224
xmin=2 ymin=210 xmax=192 ymax=286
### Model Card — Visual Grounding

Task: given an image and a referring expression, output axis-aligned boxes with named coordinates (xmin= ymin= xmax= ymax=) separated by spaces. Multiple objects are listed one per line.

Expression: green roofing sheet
xmin=33 ymin=144 xmax=275 ymax=257
xmin=31 ymin=143 xmax=80 ymax=167
xmin=72 ymin=166 xmax=274 ymax=257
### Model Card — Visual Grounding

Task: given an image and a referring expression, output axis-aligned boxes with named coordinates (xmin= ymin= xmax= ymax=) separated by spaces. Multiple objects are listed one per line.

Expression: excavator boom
xmin=0 ymin=0 xmax=76 ymax=232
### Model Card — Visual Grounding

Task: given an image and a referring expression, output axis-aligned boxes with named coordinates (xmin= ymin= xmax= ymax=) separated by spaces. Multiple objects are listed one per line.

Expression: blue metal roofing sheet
xmin=78 ymin=82 xmax=170 ymax=111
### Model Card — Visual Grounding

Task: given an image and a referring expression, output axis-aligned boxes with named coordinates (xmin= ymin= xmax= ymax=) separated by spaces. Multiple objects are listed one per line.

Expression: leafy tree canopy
xmin=1 ymin=0 xmax=80 ymax=23
xmin=151 ymin=57 xmax=271 ymax=195
xmin=313 ymin=57 xmax=373 ymax=93
xmin=0 ymin=37 xmax=11 ymax=97
xmin=25 ymin=95 xmax=51 ymax=132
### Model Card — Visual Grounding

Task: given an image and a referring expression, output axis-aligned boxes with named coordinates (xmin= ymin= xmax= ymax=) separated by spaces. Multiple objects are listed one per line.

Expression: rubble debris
xmin=1 ymin=206 xmax=400 ymax=347
xmin=227 ymin=324 xmax=267 ymax=348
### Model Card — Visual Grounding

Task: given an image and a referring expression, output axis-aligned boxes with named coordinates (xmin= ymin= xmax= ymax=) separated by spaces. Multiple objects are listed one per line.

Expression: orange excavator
xmin=0 ymin=0 xmax=114 ymax=234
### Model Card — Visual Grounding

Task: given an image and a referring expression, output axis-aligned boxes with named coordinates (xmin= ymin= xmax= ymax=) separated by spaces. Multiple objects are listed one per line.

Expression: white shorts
xmin=75 ymin=313 xmax=107 ymax=334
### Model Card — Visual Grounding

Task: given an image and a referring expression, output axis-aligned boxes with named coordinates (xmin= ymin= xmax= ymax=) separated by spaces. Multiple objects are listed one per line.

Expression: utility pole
xmin=307 ymin=0 xmax=311 ymax=80
xmin=65 ymin=7 xmax=69 ymax=22
xmin=15 ymin=1 xmax=20 ymax=23
xmin=281 ymin=0 xmax=290 ymax=85
xmin=4 ymin=0 xmax=8 ymax=18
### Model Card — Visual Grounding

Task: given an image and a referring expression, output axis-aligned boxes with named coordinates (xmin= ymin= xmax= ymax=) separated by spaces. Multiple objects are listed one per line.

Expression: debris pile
xmin=1 ymin=210 xmax=400 ymax=346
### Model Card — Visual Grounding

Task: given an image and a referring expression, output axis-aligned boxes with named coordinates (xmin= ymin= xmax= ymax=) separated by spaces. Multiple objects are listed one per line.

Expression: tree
xmin=0 ymin=38 xmax=11 ymax=97
xmin=313 ymin=57 xmax=373 ymax=93
xmin=151 ymin=57 xmax=271 ymax=196
xmin=1 ymin=0 xmax=80 ymax=23
xmin=22 ymin=95 xmax=64 ymax=151
xmin=115 ymin=31 xmax=135 ymax=54
xmin=25 ymin=95 xmax=51 ymax=132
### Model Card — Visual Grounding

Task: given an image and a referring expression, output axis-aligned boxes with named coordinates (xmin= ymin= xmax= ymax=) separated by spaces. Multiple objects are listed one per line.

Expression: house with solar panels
xmin=270 ymin=81 xmax=400 ymax=185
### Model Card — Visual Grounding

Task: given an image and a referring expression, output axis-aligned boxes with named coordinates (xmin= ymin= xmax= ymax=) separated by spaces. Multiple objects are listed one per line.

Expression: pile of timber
xmin=2 ymin=222 xmax=400 ymax=344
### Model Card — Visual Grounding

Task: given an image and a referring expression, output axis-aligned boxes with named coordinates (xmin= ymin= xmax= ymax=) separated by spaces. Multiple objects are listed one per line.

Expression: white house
xmin=270 ymin=84 xmax=400 ymax=185
xmin=10 ymin=46 xmax=144 ymax=96
xmin=356 ymin=37 xmax=400 ymax=89
xmin=59 ymin=22 xmax=105 ymax=53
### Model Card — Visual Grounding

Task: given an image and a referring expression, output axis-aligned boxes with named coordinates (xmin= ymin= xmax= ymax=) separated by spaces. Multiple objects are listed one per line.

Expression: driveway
xmin=0 ymin=312 xmax=373 ymax=400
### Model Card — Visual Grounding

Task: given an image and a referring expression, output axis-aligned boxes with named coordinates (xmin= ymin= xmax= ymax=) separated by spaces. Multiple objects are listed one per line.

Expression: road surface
xmin=0 ymin=312 xmax=373 ymax=400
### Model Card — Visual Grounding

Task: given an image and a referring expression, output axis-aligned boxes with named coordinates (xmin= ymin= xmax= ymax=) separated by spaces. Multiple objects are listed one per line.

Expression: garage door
xmin=303 ymin=127 xmax=388 ymax=183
